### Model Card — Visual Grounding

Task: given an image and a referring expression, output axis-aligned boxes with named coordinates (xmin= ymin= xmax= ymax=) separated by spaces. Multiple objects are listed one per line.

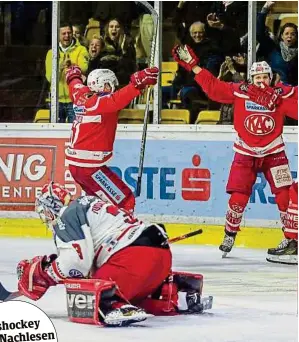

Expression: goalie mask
xmin=35 ymin=182 xmax=71 ymax=227
xmin=87 ymin=69 xmax=119 ymax=94
xmin=249 ymin=61 xmax=273 ymax=83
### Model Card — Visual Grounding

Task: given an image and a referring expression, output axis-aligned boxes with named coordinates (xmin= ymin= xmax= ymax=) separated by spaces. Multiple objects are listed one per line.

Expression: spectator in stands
xmin=87 ymin=36 xmax=104 ymax=74
xmin=73 ymin=24 xmax=88 ymax=47
xmin=257 ymin=1 xmax=298 ymax=86
xmin=100 ymin=18 xmax=136 ymax=86
xmin=45 ymin=22 xmax=89 ymax=123
xmin=91 ymin=2 xmax=139 ymax=34
xmin=173 ymin=1 xmax=213 ymax=44
xmin=171 ymin=21 xmax=223 ymax=123
xmin=217 ymin=54 xmax=247 ymax=125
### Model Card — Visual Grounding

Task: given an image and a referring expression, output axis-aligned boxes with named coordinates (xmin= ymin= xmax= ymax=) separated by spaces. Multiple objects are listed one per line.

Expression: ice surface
xmin=0 ymin=238 xmax=297 ymax=342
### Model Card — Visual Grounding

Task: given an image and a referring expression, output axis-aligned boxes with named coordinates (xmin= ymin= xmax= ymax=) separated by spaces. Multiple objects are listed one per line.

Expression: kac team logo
xmin=244 ymin=114 xmax=275 ymax=135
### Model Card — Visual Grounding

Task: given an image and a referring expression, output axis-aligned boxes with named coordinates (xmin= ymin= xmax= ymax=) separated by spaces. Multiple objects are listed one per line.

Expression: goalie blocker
xmin=65 ymin=271 xmax=213 ymax=326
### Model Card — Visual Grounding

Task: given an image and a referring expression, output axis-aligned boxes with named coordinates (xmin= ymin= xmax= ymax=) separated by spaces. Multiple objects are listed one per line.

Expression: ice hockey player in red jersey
xmin=172 ymin=44 xmax=297 ymax=256
xmin=246 ymin=84 xmax=298 ymax=264
xmin=16 ymin=182 xmax=213 ymax=327
xmin=64 ymin=65 xmax=159 ymax=212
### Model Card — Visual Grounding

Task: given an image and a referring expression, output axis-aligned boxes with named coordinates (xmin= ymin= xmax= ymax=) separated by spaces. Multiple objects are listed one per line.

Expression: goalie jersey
xmin=47 ymin=196 xmax=147 ymax=282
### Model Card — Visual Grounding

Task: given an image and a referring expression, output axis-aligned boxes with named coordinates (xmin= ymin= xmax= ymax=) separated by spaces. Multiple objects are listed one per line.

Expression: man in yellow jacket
xmin=45 ymin=23 xmax=89 ymax=123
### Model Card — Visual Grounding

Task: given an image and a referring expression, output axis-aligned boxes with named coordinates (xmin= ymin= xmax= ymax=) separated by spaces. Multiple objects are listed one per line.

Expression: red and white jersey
xmin=195 ymin=69 xmax=297 ymax=157
xmin=45 ymin=196 xmax=148 ymax=283
xmin=66 ymin=78 xmax=140 ymax=167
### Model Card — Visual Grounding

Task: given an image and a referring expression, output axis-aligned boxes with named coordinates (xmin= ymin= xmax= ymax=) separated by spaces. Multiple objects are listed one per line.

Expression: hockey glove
xmin=17 ymin=254 xmax=58 ymax=301
xmin=65 ymin=64 xmax=82 ymax=85
xmin=172 ymin=45 xmax=199 ymax=72
xmin=247 ymin=83 xmax=281 ymax=111
xmin=130 ymin=67 xmax=159 ymax=90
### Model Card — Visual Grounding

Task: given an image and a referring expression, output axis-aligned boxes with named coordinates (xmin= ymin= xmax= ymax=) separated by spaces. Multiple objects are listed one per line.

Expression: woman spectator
xmin=87 ymin=36 xmax=104 ymax=74
xmin=257 ymin=1 xmax=298 ymax=86
xmin=100 ymin=18 xmax=136 ymax=86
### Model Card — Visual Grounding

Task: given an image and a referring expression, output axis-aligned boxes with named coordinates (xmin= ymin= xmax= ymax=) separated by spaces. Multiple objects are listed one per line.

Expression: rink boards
xmin=0 ymin=123 xmax=297 ymax=248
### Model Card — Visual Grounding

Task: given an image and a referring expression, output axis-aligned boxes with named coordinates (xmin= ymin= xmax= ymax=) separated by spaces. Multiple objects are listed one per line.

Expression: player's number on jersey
xmin=106 ymin=206 xmax=138 ymax=224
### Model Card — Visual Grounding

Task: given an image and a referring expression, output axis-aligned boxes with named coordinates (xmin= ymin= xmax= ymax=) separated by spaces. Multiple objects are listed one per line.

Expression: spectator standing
xmin=87 ymin=36 xmax=105 ymax=75
xmin=45 ymin=23 xmax=89 ymax=123
xmin=100 ymin=19 xmax=137 ymax=86
xmin=257 ymin=1 xmax=298 ymax=86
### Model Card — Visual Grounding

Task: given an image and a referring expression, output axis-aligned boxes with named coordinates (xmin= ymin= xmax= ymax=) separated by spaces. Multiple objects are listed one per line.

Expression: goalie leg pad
xmin=65 ymin=278 xmax=117 ymax=326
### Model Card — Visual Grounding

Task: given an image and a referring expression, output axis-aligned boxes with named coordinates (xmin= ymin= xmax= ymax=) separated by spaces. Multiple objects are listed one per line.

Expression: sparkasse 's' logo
xmin=181 ymin=155 xmax=211 ymax=201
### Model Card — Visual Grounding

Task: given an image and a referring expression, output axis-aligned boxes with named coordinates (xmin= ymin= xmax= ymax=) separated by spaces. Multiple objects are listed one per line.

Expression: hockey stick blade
xmin=0 ymin=282 xmax=21 ymax=302
xmin=169 ymin=229 xmax=203 ymax=244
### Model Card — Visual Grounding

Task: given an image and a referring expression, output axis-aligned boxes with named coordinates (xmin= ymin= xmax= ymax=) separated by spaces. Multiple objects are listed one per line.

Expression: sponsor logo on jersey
xmin=244 ymin=114 xmax=275 ymax=135
xmin=239 ymin=83 xmax=248 ymax=92
xmin=65 ymin=283 xmax=81 ymax=289
xmin=92 ymin=170 xmax=125 ymax=204
xmin=73 ymin=105 xmax=85 ymax=114
xmin=245 ymin=100 xmax=271 ymax=112
xmin=55 ymin=218 xmax=66 ymax=230
xmin=69 ymin=269 xmax=84 ymax=278
xmin=274 ymin=87 xmax=283 ymax=95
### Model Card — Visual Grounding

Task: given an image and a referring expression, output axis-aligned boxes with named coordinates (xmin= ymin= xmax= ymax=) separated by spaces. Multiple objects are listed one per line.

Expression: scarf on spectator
xmin=59 ymin=38 xmax=76 ymax=53
xmin=280 ymin=41 xmax=298 ymax=62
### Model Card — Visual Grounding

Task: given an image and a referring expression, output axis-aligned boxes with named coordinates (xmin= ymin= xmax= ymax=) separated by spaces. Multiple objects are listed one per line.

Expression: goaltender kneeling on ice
xmin=16 ymin=182 xmax=213 ymax=327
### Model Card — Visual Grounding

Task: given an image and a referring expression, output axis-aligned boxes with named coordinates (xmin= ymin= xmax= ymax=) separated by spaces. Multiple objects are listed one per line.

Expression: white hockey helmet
xmin=87 ymin=69 xmax=119 ymax=94
xmin=35 ymin=182 xmax=71 ymax=226
xmin=249 ymin=61 xmax=273 ymax=82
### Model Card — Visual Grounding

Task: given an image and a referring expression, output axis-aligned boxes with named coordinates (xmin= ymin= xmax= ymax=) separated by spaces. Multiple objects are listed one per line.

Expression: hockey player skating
xmin=172 ymin=45 xmax=297 ymax=257
xmin=246 ymin=83 xmax=298 ymax=264
xmin=16 ymin=182 xmax=213 ymax=327
xmin=64 ymin=65 xmax=159 ymax=211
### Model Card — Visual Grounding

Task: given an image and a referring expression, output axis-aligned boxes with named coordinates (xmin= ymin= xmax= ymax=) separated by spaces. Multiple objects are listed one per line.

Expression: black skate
xmin=266 ymin=239 xmax=298 ymax=265
xmin=103 ymin=304 xmax=153 ymax=327
xmin=219 ymin=231 xmax=237 ymax=258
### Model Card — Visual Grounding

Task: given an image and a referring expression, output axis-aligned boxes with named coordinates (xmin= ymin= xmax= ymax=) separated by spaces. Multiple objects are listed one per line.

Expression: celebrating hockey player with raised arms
xmin=64 ymin=64 xmax=159 ymax=211
xmin=16 ymin=182 xmax=213 ymax=327
xmin=172 ymin=44 xmax=297 ymax=257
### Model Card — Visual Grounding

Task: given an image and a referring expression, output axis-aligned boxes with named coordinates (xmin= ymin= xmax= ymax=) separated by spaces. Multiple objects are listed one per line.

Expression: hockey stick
xmin=0 ymin=282 xmax=21 ymax=302
xmin=169 ymin=229 xmax=203 ymax=244
xmin=135 ymin=1 xmax=159 ymax=197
